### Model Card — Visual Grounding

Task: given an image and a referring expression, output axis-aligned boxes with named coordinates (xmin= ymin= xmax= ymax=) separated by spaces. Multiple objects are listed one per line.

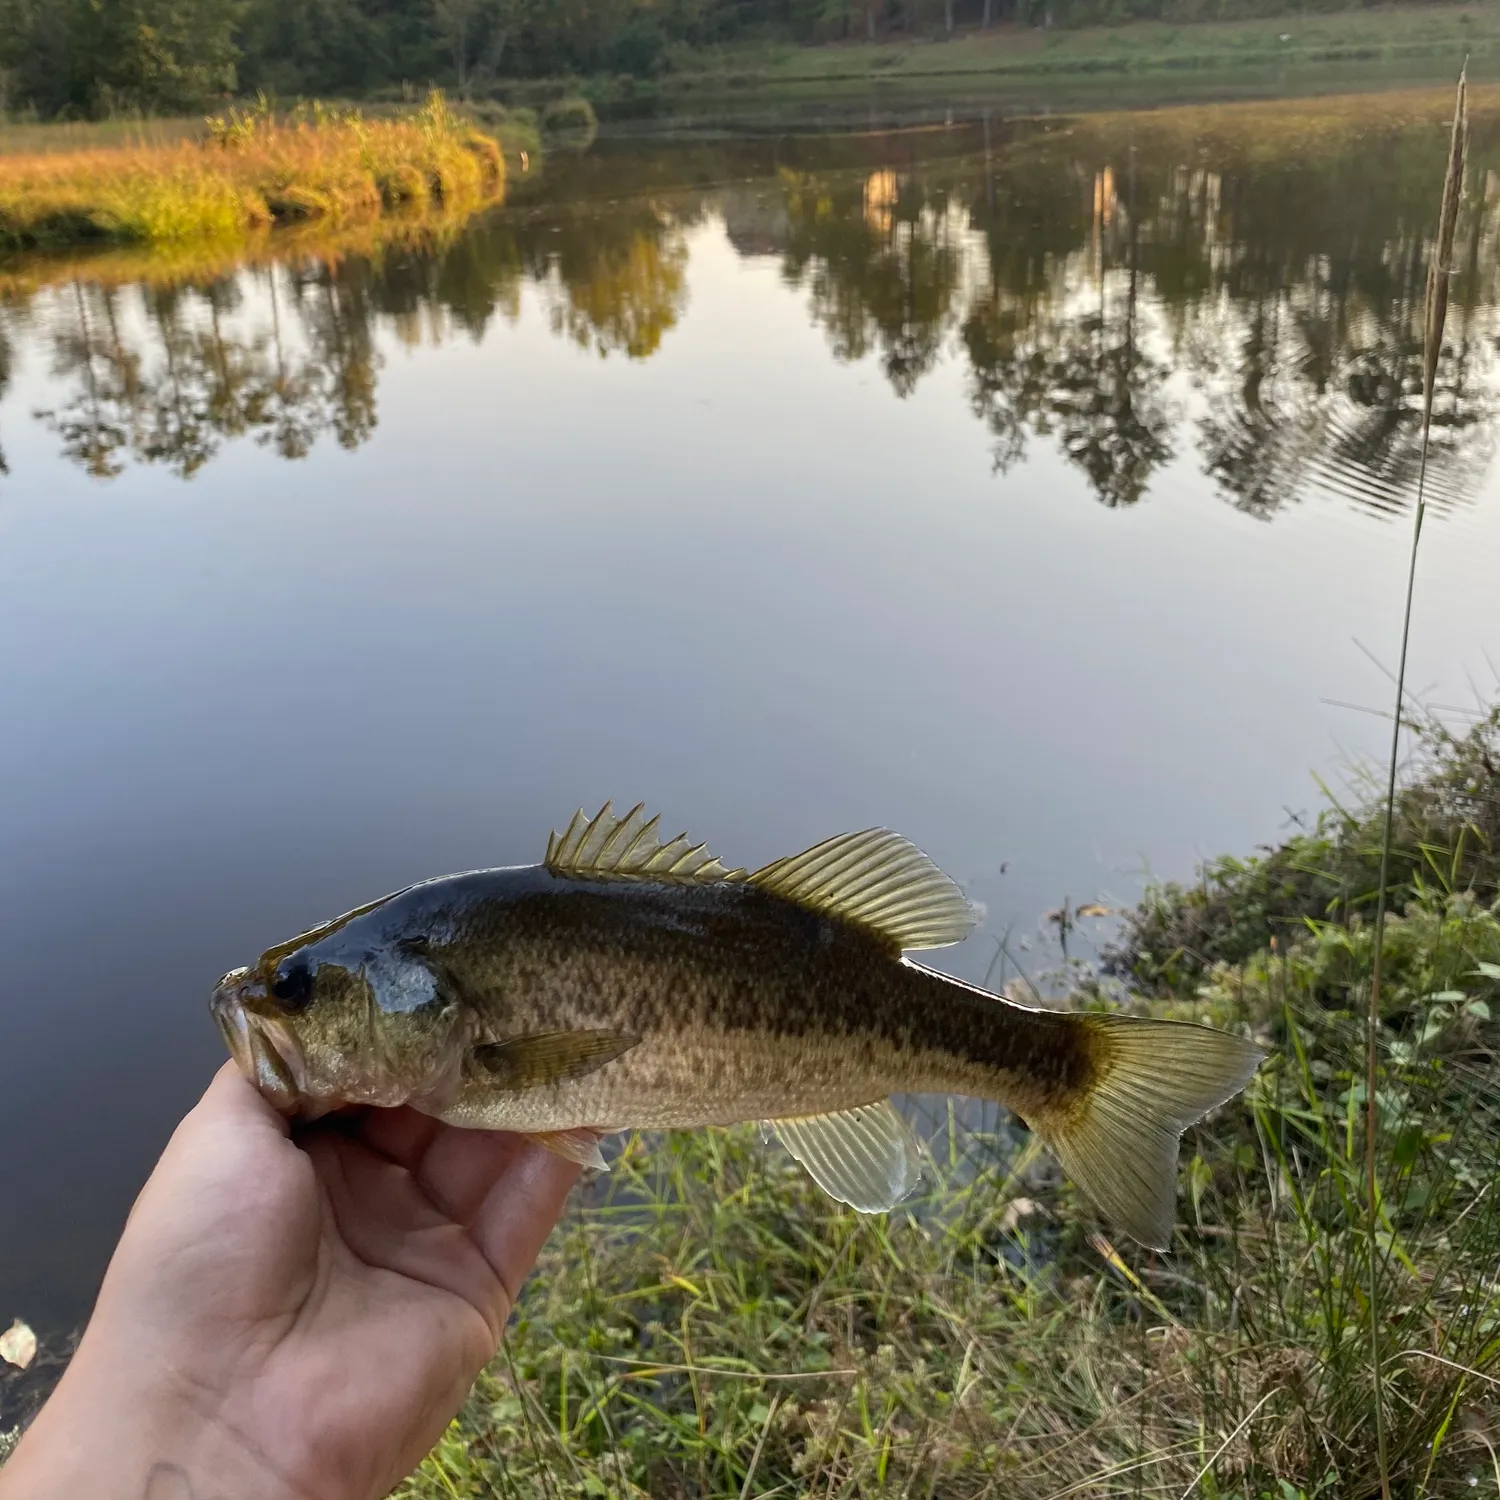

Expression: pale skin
xmin=0 ymin=1063 xmax=580 ymax=1500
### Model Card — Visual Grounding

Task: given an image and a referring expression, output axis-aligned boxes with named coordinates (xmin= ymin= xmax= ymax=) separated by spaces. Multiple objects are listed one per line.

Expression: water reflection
xmin=34 ymin=270 xmax=382 ymax=476
xmin=6 ymin=88 xmax=1500 ymax=516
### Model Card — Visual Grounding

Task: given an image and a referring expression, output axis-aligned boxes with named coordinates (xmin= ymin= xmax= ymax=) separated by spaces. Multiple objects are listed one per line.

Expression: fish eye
xmin=270 ymin=961 xmax=315 ymax=1014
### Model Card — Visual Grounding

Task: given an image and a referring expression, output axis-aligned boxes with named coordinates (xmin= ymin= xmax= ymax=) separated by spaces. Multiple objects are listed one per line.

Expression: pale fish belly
xmin=432 ymin=1026 xmax=929 ymax=1132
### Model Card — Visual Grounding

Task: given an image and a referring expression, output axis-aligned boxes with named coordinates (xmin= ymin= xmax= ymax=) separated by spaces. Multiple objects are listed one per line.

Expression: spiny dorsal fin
xmin=749 ymin=828 xmax=975 ymax=952
xmin=773 ymin=1100 xmax=925 ymax=1213
xmin=545 ymin=802 xmax=746 ymax=884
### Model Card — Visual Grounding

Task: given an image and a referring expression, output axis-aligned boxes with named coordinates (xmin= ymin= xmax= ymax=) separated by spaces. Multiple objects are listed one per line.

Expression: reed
xmin=1363 ymin=63 xmax=1468 ymax=1500
xmin=0 ymin=93 xmax=503 ymax=251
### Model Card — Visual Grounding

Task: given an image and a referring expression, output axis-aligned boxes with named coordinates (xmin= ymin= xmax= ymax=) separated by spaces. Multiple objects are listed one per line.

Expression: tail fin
xmin=1032 ymin=1015 xmax=1264 ymax=1251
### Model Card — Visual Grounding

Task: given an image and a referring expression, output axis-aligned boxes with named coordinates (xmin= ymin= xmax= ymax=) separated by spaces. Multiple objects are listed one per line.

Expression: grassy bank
xmin=392 ymin=707 xmax=1500 ymax=1498
xmin=494 ymin=4 xmax=1493 ymax=114
xmin=0 ymin=95 xmax=503 ymax=250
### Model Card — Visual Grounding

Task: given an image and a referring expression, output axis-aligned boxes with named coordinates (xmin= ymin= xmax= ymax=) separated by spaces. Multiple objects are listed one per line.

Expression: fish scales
xmin=419 ymin=873 xmax=1092 ymax=1131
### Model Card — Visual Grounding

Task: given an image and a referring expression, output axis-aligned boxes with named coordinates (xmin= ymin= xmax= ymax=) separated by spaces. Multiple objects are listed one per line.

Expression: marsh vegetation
xmin=0 ymin=94 xmax=504 ymax=250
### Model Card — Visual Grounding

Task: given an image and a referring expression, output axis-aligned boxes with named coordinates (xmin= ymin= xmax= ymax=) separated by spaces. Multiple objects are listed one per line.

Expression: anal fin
xmin=529 ymin=1128 xmax=610 ymax=1172
xmin=772 ymin=1100 xmax=924 ymax=1213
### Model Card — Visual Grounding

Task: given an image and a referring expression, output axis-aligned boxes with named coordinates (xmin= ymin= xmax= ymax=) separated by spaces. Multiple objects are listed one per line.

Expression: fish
xmin=211 ymin=802 xmax=1263 ymax=1249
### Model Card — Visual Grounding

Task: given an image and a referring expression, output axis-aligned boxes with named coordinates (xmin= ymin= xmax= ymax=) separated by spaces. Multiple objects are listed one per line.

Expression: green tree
xmin=236 ymin=0 xmax=391 ymax=97
xmin=74 ymin=0 xmax=244 ymax=114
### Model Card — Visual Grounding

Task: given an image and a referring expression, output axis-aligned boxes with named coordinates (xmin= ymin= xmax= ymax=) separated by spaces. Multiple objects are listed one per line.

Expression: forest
xmin=0 ymin=0 xmax=1475 ymax=119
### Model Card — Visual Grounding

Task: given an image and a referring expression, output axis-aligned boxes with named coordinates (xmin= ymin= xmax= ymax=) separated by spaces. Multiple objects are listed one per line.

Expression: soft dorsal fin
xmin=773 ymin=1100 xmax=925 ymax=1213
xmin=748 ymin=828 xmax=975 ymax=952
xmin=546 ymin=802 xmax=746 ymax=884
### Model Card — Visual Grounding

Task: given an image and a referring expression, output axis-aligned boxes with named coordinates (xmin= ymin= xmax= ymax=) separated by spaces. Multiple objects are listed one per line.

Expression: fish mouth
xmin=211 ymin=968 xmax=306 ymax=1115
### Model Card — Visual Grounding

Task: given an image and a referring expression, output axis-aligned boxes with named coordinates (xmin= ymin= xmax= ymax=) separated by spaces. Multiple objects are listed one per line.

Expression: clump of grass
xmin=384 ymin=704 xmax=1500 ymax=1497
xmin=540 ymin=96 xmax=599 ymax=149
xmin=0 ymin=92 xmax=503 ymax=251
xmin=1107 ymin=703 xmax=1500 ymax=994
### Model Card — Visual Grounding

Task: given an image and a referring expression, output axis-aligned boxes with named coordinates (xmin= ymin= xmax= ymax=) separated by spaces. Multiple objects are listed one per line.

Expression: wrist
xmin=0 ymin=1347 xmax=310 ymax=1500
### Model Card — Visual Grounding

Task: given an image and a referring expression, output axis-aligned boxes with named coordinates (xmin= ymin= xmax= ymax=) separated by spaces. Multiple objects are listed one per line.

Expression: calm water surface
xmin=4 ymin=88 xmax=1500 ymax=1336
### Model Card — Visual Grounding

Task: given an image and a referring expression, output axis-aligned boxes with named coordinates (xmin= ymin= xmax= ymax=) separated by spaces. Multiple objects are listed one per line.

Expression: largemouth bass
xmin=212 ymin=803 xmax=1262 ymax=1249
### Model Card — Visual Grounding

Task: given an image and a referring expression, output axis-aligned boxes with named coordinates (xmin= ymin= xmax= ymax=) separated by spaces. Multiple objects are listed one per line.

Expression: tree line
xmin=0 ymin=0 xmax=1464 ymax=121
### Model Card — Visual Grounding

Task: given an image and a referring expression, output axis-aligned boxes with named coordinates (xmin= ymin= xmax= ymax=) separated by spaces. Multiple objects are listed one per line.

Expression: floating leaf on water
xmin=1075 ymin=903 xmax=1114 ymax=919
xmin=0 ymin=1319 xmax=36 ymax=1370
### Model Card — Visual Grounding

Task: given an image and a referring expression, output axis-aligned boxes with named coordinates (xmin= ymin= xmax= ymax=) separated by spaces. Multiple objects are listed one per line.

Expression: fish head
xmin=211 ymin=927 xmax=471 ymax=1119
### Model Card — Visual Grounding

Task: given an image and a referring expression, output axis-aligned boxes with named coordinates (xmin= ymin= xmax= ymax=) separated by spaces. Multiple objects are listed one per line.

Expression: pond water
xmin=3 ymin=85 xmax=1499 ymax=1340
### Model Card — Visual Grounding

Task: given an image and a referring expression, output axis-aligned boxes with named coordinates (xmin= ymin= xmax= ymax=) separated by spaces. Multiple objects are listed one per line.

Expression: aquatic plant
xmin=0 ymin=93 xmax=504 ymax=250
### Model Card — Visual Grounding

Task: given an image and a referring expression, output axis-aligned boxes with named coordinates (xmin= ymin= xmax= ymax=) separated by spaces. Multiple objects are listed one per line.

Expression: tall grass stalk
xmin=1364 ymin=61 xmax=1468 ymax=1500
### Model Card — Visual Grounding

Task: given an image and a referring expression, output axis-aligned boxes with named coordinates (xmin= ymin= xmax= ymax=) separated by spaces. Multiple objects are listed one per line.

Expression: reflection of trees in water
xmin=780 ymin=171 xmax=965 ymax=397
xmin=0 ymin=306 xmax=18 ymax=480
xmin=18 ymin=101 xmax=1500 ymax=512
xmin=962 ymin=158 xmax=1174 ymax=509
xmin=1178 ymin=172 xmax=1500 ymax=521
xmin=31 ymin=266 xmax=382 ymax=478
xmin=20 ymin=197 xmax=690 ymax=478
xmin=538 ymin=205 xmax=691 ymax=360
xmin=764 ymin=111 xmax=1500 ymax=515
xmin=776 ymin=156 xmax=1177 ymax=505
xmin=1195 ymin=304 xmax=1496 ymax=521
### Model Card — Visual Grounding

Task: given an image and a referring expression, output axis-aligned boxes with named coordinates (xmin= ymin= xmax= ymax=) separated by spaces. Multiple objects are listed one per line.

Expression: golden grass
xmin=0 ymin=94 xmax=503 ymax=250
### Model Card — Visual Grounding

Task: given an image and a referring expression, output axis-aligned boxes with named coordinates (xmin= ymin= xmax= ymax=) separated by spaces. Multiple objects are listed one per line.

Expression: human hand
xmin=0 ymin=1063 xmax=579 ymax=1500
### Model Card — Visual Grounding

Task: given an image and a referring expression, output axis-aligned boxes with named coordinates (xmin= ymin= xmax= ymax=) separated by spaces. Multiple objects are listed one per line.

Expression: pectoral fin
xmin=772 ymin=1100 xmax=924 ymax=1213
xmin=471 ymin=1030 xmax=638 ymax=1089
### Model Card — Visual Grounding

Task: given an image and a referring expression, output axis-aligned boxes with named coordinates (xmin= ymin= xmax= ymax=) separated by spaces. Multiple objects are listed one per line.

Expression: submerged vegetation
xmin=0 ymin=94 xmax=503 ymax=250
